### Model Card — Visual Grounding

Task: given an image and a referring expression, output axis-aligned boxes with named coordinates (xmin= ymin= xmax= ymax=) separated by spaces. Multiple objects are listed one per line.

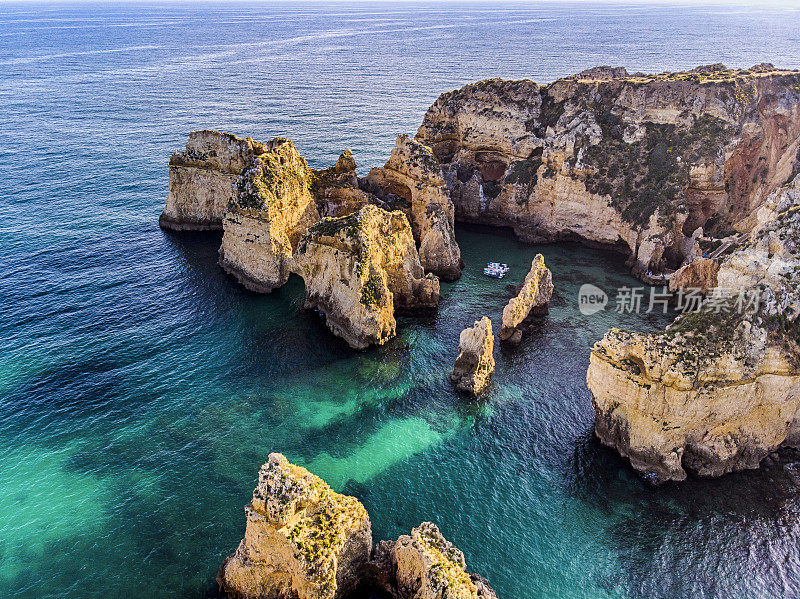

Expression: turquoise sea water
xmin=2 ymin=2 xmax=800 ymax=598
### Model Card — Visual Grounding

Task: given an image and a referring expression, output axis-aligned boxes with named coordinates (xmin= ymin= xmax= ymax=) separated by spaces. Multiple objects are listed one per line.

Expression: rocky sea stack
xmin=218 ymin=137 xmax=320 ymax=293
xmin=218 ymin=453 xmax=371 ymax=599
xmin=451 ymin=316 xmax=495 ymax=394
xmin=294 ymin=205 xmax=440 ymax=349
xmin=365 ymin=134 xmax=464 ymax=281
xmin=499 ymin=254 xmax=553 ymax=345
xmin=219 ymin=454 xmax=497 ymax=599
xmin=160 ymin=130 xmax=268 ymax=231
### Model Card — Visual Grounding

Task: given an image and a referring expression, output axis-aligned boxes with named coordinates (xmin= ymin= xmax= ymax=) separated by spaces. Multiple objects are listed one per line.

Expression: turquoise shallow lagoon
xmin=2 ymin=2 xmax=800 ymax=598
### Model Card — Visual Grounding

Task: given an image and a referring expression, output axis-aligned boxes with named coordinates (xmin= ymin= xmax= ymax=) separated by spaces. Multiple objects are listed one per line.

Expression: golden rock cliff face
xmin=218 ymin=138 xmax=320 ymax=293
xmin=381 ymin=522 xmax=498 ymax=599
xmin=365 ymin=135 xmax=463 ymax=281
xmin=451 ymin=316 xmax=495 ymax=395
xmin=217 ymin=453 xmax=372 ymax=599
xmin=160 ymin=130 xmax=265 ymax=231
xmin=499 ymin=254 xmax=553 ymax=345
xmin=416 ymin=64 xmax=800 ymax=280
xmin=293 ymin=205 xmax=440 ymax=350
xmin=588 ymin=178 xmax=800 ymax=483
xmin=310 ymin=150 xmax=377 ymax=219
xmin=219 ymin=457 xmax=498 ymax=599
xmin=668 ymin=257 xmax=720 ymax=295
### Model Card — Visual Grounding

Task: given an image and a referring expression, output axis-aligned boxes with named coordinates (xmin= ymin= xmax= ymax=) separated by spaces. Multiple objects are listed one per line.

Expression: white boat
xmin=483 ymin=262 xmax=509 ymax=278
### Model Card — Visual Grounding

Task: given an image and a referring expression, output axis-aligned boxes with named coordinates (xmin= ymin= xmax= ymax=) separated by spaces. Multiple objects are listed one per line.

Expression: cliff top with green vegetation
xmin=232 ymin=137 xmax=310 ymax=211
xmin=253 ymin=453 xmax=368 ymax=585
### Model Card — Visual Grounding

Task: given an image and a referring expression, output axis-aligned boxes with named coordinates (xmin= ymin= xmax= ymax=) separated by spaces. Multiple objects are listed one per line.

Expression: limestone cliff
xmin=218 ymin=138 xmax=320 ymax=293
xmin=588 ymin=177 xmax=800 ymax=482
xmin=310 ymin=150 xmax=377 ymax=218
xmin=219 ymin=459 xmax=498 ymax=599
xmin=451 ymin=317 xmax=495 ymax=394
xmin=416 ymin=64 xmax=800 ymax=280
xmin=294 ymin=205 xmax=439 ymax=349
xmin=365 ymin=135 xmax=463 ymax=281
xmin=499 ymin=254 xmax=553 ymax=345
xmin=366 ymin=522 xmax=498 ymax=599
xmin=160 ymin=130 xmax=266 ymax=231
xmin=218 ymin=453 xmax=372 ymax=599
xmin=668 ymin=257 xmax=720 ymax=295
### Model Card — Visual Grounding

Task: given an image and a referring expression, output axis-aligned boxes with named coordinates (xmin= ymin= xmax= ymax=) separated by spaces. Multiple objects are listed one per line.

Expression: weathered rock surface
xmin=365 ymin=135 xmax=463 ymax=280
xmin=219 ymin=459 xmax=498 ymax=599
xmin=588 ymin=178 xmax=800 ymax=483
xmin=416 ymin=65 xmax=800 ymax=280
xmin=310 ymin=150 xmax=377 ymax=218
xmin=668 ymin=257 xmax=720 ymax=294
xmin=218 ymin=138 xmax=320 ymax=292
xmin=294 ymin=205 xmax=439 ymax=349
xmin=160 ymin=130 xmax=266 ymax=231
xmin=218 ymin=453 xmax=372 ymax=599
xmin=365 ymin=522 xmax=498 ymax=599
xmin=499 ymin=254 xmax=553 ymax=344
xmin=451 ymin=317 xmax=495 ymax=394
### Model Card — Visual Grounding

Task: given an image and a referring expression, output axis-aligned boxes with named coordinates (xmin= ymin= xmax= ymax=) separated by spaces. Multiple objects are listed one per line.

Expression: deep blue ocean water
xmin=2 ymin=2 xmax=800 ymax=598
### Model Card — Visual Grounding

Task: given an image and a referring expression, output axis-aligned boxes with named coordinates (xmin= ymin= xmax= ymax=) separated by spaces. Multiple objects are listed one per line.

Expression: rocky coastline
xmin=416 ymin=63 xmax=800 ymax=281
xmin=588 ymin=177 xmax=800 ymax=483
xmin=161 ymin=63 xmax=800 ymax=491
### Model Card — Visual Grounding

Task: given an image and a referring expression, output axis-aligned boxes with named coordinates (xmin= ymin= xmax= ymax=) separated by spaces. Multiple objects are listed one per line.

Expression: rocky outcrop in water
xmin=368 ymin=522 xmax=498 ymax=599
xmin=310 ymin=150 xmax=377 ymax=218
xmin=160 ymin=133 xmax=445 ymax=344
xmin=160 ymin=130 xmax=265 ymax=231
xmin=294 ymin=205 xmax=439 ymax=349
xmin=217 ymin=453 xmax=372 ymax=599
xmin=416 ymin=64 xmax=800 ymax=280
xmin=365 ymin=135 xmax=463 ymax=281
xmin=451 ymin=316 xmax=495 ymax=394
xmin=499 ymin=254 xmax=553 ymax=345
xmin=219 ymin=457 xmax=498 ymax=599
xmin=588 ymin=177 xmax=800 ymax=483
xmin=218 ymin=138 xmax=320 ymax=292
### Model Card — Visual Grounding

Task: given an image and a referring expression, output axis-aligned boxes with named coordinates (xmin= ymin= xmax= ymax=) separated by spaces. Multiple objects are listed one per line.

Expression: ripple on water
xmin=2 ymin=3 xmax=800 ymax=599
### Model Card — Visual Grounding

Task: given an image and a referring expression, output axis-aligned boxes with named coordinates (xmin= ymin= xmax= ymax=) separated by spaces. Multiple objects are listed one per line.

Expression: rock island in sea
xmin=218 ymin=453 xmax=498 ymax=599
xmin=161 ymin=65 xmax=800 ymax=500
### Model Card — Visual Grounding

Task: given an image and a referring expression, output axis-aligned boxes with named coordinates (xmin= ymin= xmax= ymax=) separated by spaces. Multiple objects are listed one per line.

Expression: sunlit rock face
xmin=668 ymin=257 xmax=720 ymax=295
xmin=218 ymin=459 xmax=498 ymax=599
xmin=217 ymin=453 xmax=372 ymax=599
xmin=451 ymin=316 xmax=495 ymax=395
xmin=365 ymin=135 xmax=463 ymax=281
xmin=218 ymin=138 xmax=320 ymax=293
xmin=366 ymin=522 xmax=499 ymax=599
xmin=160 ymin=130 xmax=266 ymax=231
xmin=499 ymin=254 xmax=553 ymax=345
xmin=310 ymin=149 xmax=377 ymax=219
xmin=294 ymin=205 xmax=439 ymax=349
xmin=588 ymin=177 xmax=800 ymax=483
xmin=417 ymin=64 xmax=800 ymax=280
